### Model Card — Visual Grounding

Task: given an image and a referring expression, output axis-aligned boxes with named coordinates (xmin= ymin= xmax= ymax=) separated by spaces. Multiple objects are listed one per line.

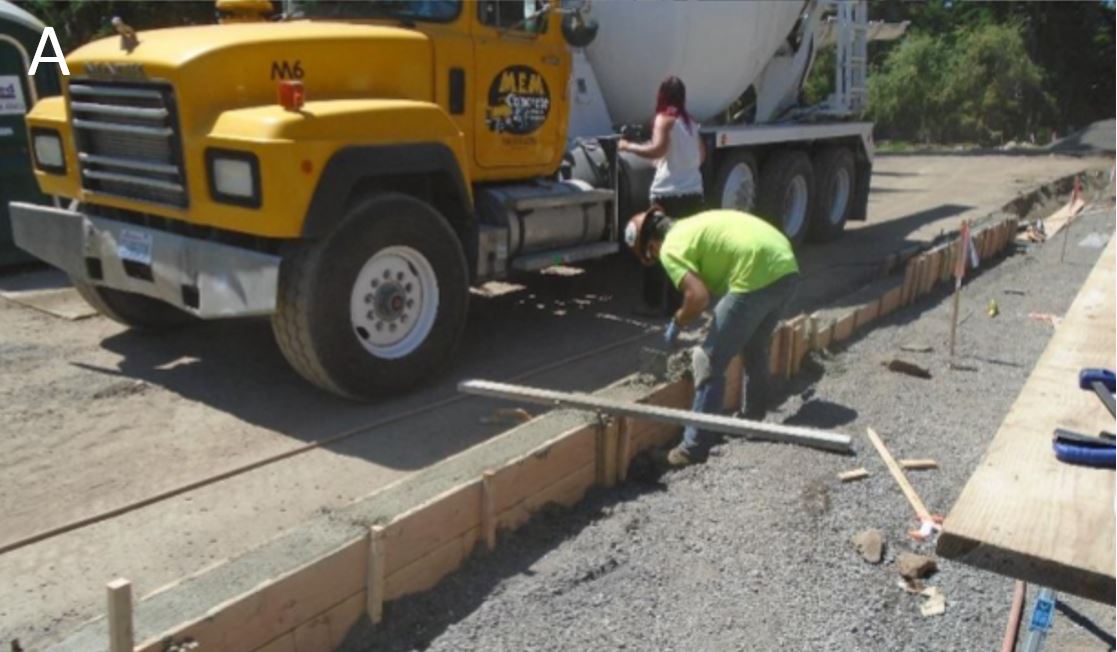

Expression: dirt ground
xmin=0 ymin=153 xmax=1107 ymax=647
xmin=343 ymin=205 xmax=1116 ymax=652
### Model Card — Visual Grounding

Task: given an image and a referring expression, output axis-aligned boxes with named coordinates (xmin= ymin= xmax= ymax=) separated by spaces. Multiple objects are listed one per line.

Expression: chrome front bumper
xmin=9 ymin=202 xmax=280 ymax=318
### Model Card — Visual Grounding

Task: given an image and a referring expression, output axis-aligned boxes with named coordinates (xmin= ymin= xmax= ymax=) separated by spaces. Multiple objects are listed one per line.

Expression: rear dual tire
xmin=716 ymin=146 xmax=855 ymax=246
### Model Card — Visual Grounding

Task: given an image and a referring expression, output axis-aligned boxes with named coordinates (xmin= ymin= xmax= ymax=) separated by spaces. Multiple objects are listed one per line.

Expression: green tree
xmin=947 ymin=22 xmax=1050 ymax=144
xmin=867 ymin=33 xmax=954 ymax=143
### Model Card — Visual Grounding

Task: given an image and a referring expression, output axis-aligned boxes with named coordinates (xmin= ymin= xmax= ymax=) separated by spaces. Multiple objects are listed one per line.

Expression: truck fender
xmin=301 ymin=143 xmax=473 ymax=239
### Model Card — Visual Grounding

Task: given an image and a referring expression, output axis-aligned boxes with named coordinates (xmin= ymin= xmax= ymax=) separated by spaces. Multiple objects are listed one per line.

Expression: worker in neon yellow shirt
xmin=625 ymin=207 xmax=800 ymax=466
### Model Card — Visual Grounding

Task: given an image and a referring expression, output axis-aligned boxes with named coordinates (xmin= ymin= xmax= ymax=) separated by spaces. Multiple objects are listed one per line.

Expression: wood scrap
xmin=920 ymin=586 xmax=946 ymax=617
xmin=884 ymin=358 xmax=933 ymax=379
xmin=900 ymin=343 xmax=933 ymax=353
xmin=864 ymin=428 xmax=933 ymax=523
xmin=838 ymin=468 xmax=870 ymax=482
xmin=900 ymin=459 xmax=938 ymax=471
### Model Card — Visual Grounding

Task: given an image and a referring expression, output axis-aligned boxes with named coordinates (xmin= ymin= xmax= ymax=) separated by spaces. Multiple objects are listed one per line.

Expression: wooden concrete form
xmin=115 ymin=215 xmax=1029 ymax=652
xmin=107 ymin=579 xmax=133 ymax=652
xmin=789 ymin=316 xmax=809 ymax=377
xmin=939 ymin=237 xmax=1116 ymax=604
xmin=831 ymin=310 xmax=857 ymax=344
xmin=853 ymin=298 xmax=881 ymax=332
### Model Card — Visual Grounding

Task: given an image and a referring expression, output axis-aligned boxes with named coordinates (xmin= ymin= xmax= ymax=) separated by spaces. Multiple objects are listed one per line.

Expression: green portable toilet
xmin=0 ymin=0 xmax=61 ymax=267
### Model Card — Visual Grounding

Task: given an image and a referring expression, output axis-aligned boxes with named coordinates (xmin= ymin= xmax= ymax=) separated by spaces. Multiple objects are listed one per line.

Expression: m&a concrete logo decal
xmin=485 ymin=65 xmax=550 ymax=135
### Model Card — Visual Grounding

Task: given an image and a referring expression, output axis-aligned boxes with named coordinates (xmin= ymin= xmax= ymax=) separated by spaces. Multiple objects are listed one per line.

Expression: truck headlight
xmin=205 ymin=149 xmax=261 ymax=208
xmin=31 ymin=128 xmax=65 ymax=174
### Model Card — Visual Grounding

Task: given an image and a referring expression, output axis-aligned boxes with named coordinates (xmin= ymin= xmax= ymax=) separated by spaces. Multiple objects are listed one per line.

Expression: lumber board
xmin=480 ymin=471 xmax=496 ymax=551
xmin=901 ymin=258 xmax=917 ymax=306
xmin=107 ymin=578 xmax=133 ymax=652
xmin=366 ymin=526 xmax=385 ymax=625
xmin=879 ymin=286 xmax=903 ymax=318
xmin=293 ymin=592 xmax=363 ymax=652
xmin=790 ymin=317 xmax=808 ymax=376
xmin=854 ymin=299 xmax=880 ymax=331
xmin=382 ymin=482 xmax=480 ymax=575
xmin=900 ymin=459 xmax=938 ymax=471
xmin=459 ymin=380 xmax=853 ymax=453
xmin=832 ymin=310 xmax=856 ymax=344
xmin=136 ymin=539 xmax=367 ymax=652
xmin=769 ymin=326 xmax=785 ymax=376
xmin=939 ymin=237 xmax=1116 ymax=604
xmin=865 ymin=427 xmax=933 ymax=522
xmin=496 ymin=463 xmax=595 ymax=531
xmin=809 ymin=313 xmax=833 ymax=351
xmin=616 ymin=418 xmax=632 ymax=482
xmin=626 ymin=379 xmax=691 ymax=450
xmin=384 ymin=527 xmax=478 ymax=601
xmin=838 ymin=468 xmax=869 ymax=482
xmin=487 ymin=424 xmax=596 ymax=514
xmin=255 ymin=634 xmax=296 ymax=652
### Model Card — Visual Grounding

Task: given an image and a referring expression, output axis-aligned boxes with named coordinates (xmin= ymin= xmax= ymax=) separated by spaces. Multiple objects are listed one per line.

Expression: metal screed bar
xmin=458 ymin=379 xmax=853 ymax=453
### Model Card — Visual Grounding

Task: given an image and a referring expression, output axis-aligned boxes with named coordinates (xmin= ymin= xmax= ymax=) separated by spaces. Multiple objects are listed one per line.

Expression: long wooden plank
xmin=865 ymin=427 xmax=933 ymax=522
xmin=938 ymin=237 xmax=1116 ymax=604
xmin=459 ymin=380 xmax=852 ymax=453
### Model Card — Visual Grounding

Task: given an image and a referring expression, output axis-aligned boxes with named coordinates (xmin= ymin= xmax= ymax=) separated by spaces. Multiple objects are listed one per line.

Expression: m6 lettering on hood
xmin=270 ymin=60 xmax=304 ymax=81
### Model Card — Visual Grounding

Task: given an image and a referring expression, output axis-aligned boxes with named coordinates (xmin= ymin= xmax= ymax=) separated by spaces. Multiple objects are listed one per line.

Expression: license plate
xmin=118 ymin=229 xmax=153 ymax=266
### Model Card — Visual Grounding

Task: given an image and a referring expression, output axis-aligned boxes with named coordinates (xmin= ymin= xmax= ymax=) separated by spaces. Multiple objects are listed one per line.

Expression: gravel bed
xmin=343 ymin=206 xmax=1115 ymax=652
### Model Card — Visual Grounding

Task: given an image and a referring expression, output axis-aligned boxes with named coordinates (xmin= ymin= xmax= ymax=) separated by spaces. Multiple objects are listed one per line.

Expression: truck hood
xmin=66 ymin=21 xmax=435 ymax=130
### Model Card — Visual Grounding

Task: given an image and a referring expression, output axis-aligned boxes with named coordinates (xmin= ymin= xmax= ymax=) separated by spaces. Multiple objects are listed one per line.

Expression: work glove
xmin=664 ymin=319 xmax=680 ymax=348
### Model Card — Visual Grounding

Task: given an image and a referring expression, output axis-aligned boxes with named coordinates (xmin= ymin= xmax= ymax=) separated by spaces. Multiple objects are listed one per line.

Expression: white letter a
xmin=29 ymin=27 xmax=69 ymax=76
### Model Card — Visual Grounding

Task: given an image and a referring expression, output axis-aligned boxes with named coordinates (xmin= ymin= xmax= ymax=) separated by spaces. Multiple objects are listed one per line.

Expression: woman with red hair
xmin=619 ymin=76 xmax=707 ymax=313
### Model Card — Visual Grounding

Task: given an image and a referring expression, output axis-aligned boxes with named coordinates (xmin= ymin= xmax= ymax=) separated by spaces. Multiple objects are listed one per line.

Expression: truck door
xmin=472 ymin=0 xmax=566 ymax=171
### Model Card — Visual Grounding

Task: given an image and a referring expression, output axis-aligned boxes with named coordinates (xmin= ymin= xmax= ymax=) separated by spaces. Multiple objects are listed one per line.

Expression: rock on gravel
xmin=896 ymin=553 xmax=937 ymax=580
xmin=852 ymin=529 xmax=885 ymax=564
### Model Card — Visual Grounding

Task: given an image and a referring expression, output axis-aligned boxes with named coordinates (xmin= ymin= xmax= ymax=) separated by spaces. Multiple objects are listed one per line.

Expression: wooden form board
xmin=938 ymin=237 xmax=1116 ymax=604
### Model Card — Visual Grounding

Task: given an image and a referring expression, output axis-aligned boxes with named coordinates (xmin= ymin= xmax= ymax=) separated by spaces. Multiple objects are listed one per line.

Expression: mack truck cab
xmin=11 ymin=0 xmax=880 ymax=399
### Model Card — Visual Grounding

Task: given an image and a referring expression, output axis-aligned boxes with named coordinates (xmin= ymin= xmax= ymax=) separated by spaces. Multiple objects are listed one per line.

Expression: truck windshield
xmin=288 ymin=1 xmax=461 ymax=22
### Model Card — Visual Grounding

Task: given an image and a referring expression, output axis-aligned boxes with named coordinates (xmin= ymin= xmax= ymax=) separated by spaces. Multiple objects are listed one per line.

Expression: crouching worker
xmin=624 ymin=207 xmax=800 ymax=466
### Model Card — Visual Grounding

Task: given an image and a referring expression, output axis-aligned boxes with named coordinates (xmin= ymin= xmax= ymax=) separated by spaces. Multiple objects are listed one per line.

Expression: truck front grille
xmin=69 ymin=81 xmax=188 ymax=208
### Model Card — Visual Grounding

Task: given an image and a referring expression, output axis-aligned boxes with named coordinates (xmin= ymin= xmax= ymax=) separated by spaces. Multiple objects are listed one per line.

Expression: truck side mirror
xmin=561 ymin=12 xmax=598 ymax=48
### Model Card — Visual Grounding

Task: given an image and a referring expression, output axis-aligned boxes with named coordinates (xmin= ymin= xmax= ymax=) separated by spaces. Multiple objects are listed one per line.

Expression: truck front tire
xmin=757 ymin=150 xmax=813 ymax=246
xmin=808 ymin=147 xmax=855 ymax=243
xmin=73 ymin=280 xmax=194 ymax=330
xmin=272 ymin=193 xmax=469 ymax=399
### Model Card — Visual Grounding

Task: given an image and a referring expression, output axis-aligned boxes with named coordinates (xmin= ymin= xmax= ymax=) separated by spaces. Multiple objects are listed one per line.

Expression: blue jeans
xmin=679 ymin=273 xmax=799 ymax=459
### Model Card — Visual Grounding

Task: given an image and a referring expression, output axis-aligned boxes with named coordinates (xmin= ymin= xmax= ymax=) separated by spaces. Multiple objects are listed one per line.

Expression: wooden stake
xmin=106 ymin=578 xmax=133 ymax=652
xmin=616 ymin=418 xmax=631 ymax=483
xmin=367 ymin=525 xmax=386 ymax=625
xmin=865 ymin=427 xmax=932 ymax=522
xmin=949 ymin=221 xmax=969 ymax=358
xmin=481 ymin=471 xmax=496 ymax=552
xmin=595 ymin=418 xmax=618 ymax=488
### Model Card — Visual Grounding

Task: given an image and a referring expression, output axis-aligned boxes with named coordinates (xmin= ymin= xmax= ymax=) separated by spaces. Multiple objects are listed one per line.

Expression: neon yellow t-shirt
xmin=658 ymin=210 xmax=799 ymax=295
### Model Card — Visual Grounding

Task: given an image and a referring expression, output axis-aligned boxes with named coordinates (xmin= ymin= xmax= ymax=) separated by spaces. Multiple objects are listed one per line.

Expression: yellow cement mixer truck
xmin=10 ymin=0 xmax=903 ymax=399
